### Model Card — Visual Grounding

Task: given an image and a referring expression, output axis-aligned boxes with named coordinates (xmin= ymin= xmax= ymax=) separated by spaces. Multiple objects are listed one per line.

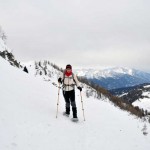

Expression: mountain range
xmin=75 ymin=67 xmax=150 ymax=90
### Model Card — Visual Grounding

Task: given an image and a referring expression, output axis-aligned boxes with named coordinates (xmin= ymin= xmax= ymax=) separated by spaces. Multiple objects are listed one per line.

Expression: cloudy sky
xmin=0 ymin=0 xmax=150 ymax=72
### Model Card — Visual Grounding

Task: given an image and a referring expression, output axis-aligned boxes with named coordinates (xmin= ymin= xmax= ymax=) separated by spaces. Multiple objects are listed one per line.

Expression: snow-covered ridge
xmin=74 ymin=67 xmax=150 ymax=90
xmin=74 ymin=67 xmax=149 ymax=79
xmin=22 ymin=60 xmax=60 ymax=81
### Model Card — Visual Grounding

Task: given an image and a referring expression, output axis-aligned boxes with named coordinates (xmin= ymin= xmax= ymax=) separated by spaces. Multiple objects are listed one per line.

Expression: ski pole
xmin=80 ymin=91 xmax=86 ymax=121
xmin=56 ymin=83 xmax=61 ymax=118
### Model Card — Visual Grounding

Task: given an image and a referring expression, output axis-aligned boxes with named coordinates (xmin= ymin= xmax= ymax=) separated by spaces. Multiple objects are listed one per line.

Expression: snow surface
xmin=0 ymin=57 xmax=150 ymax=150
xmin=133 ymin=91 xmax=150 ymax=112
xmin=133 ymin=97 xmax=150 ymax=112
xmin=144 ymin=85 xmax=150 ymax=88
xmin=22 ymin=60 xmax=60 ymax=82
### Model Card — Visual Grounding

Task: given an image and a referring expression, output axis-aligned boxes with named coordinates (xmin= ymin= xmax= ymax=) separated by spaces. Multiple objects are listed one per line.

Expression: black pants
xmin=63 ymin=90 xmax=77 ymax=118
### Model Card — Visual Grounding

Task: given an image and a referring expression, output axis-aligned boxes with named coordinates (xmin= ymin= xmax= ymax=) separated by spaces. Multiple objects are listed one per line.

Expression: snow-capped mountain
xmin=0 ymin=54 xmax=150 ymax=150
xmin=75 ymin=67 xmax=150 ymax=90
xmin=75 ymin=67 xmax=134 ymax=78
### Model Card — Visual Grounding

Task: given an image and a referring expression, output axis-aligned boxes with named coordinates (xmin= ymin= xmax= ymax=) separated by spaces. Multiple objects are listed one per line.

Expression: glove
xmin=78 ymin=86 xmax=82 ymax=91
xmin=58 ymin=78 xmax=62 ymax=84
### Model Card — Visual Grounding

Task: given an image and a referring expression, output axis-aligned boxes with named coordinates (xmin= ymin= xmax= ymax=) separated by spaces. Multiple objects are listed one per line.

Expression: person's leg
xmin=63 ymin=91 xmax=70 ymax=115
xmin=70 ymin=90 xmax=77 ymax=118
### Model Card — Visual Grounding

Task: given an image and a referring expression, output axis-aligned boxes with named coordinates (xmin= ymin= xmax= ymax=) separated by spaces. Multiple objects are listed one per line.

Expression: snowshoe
xmin=71 ymin=118 xmax=79 ymax=122
xmin=63 ymin=112 xmax=69 ymax=117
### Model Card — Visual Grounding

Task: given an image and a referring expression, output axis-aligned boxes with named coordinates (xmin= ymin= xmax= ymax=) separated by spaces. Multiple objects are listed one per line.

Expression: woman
xmin=58 ymin=64 xmax=82 ymax=121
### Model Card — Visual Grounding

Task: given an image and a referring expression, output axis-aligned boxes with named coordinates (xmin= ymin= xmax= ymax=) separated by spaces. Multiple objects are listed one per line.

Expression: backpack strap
xmin=62 ymin=70 xmax=65 ymax=84
xmin=72 ymin=73 xmax=77 ymax=85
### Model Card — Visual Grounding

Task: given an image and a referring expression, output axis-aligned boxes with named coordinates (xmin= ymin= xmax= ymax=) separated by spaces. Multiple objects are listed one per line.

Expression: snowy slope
xmin=133 ymin=85 xmax=150 ymax=112
xmin=115 ymin=84 xmax=150 ymax=112
xmin=0 ymin=57 xmax=150 ymax=150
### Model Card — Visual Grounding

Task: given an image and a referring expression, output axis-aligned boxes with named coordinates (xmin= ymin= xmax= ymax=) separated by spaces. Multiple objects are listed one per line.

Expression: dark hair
xmin=66 ymin=64 xmax=72 ymax=69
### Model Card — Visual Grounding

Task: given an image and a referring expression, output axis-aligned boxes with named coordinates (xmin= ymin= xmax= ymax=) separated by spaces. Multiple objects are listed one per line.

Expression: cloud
xmin=0 ymin=0 xmax=150 ymax=72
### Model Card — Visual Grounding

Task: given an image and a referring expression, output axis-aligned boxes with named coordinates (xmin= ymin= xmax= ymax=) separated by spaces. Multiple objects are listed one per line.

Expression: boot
xmin=66 ymin=107 xmax=70 ymax=115
xmin=63 ymin=107 xmax=70 ymax=117
xmin=72 ymin=107 xmax=78 ymax=118
xmin=71 ymin=107 xmax=79 ymax=122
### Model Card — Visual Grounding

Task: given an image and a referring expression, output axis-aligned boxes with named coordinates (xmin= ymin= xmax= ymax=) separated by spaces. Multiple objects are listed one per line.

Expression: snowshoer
xmin=58 ymin=64 xmax=82 ymax=121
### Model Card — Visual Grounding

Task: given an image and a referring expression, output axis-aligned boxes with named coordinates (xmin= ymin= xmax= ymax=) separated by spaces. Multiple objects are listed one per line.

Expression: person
xmin=23 ymin=66 xmax=28 ymax=73
xmin=58 ymin=64 xmax=82 ymax=121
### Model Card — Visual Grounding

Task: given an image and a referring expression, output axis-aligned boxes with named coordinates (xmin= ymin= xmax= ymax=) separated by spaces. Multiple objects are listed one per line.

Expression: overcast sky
xmin=0 ymin=0 xmax=150 ymax=72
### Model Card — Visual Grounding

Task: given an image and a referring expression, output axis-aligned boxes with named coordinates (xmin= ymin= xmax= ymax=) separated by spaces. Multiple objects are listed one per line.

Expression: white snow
xmin=22 ymin=60 xmax=60 ymax=83
xmin=133 ymin=91 xmax=150 ymax=112
xmin=0 ymin=57 xmax=150 ymax=150
xmin=144 ymin=85 xmax=150 ymax=88
xmin=133 ymin=98 xmax=150 ymax=112
xmin=119 ymin=92 xmax=128 ymax=97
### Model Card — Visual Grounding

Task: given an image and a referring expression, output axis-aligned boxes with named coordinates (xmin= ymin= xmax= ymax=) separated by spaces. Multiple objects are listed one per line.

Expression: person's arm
xmin=74 ymin=75 xmax=82 ymax=91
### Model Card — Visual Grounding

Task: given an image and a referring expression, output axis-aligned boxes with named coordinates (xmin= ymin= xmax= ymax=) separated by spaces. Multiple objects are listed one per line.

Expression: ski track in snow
xmin=0 ymin=57 xmax=150 ymax=150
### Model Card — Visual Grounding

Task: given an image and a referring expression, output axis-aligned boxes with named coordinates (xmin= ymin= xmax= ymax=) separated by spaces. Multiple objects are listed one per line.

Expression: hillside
xmin=133 ymin=84 xmax=150 ymax=112
xmin=114 ymin=84 xmax=150 ymax=112
xmin=0 ymin=57 xmax=150 ymax=150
